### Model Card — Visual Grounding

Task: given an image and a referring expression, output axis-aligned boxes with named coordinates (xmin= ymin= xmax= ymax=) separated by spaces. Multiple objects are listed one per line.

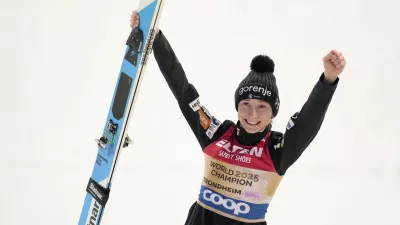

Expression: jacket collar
xmin=234 ymin=121 xmax=271 ymax=146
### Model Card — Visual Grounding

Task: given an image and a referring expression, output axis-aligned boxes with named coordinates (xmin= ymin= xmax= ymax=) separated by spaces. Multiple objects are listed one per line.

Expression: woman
xmin=130 ymin=10 xmax=346 ymax=225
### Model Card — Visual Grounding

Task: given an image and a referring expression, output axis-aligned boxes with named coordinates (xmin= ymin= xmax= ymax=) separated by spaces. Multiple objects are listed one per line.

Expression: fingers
xmin=323 ymin=50 xmax=346 ymax=68
xmin=323 ymin=50 xmax=337 ymax=62
xmin=332 ymin=51 xmax=346 ymax=68
xmin=339 ymin=57 xmax=347 ymax=68
xmin=323 ymin=52 xmax=334 ymax=62
xmin=334 ymin=55 xmax=345 ymax=68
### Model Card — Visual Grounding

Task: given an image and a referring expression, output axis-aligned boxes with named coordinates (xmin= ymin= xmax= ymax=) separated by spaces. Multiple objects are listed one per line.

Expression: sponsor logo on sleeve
xmin=189 ymin=97 xmax=201 ymax=112
xmin=286 ymin=112 xmax=298 ymax=130
xmin=206 ymin=117 xmax=221 ymax=139
xmin=202 ymin=106 xmax=212 ymax=118
xmin=286 ymin=118 xmax=295 ymax=130
xmin=198 ymin=109 xmax=211 ymax=129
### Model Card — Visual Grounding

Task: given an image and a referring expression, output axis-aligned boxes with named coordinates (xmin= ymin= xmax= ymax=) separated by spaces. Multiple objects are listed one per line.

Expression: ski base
xmin=78 ymin=1 xmax=165 ymax=224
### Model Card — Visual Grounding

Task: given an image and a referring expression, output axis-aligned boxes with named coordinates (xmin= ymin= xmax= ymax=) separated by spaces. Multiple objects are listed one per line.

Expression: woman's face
xmin=238 ymin=99 xmax=272 ymax=134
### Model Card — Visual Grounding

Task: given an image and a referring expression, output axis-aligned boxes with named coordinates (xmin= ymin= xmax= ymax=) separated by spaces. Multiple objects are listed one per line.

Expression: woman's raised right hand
xmin=130 ymin=10 xmax=139 ymax=28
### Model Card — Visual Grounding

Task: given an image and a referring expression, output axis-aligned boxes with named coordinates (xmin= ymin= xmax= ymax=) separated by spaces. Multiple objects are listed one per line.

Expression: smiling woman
xmin=238 ymin=98 xmax=273 ymax=134
xmin=235 ymin=55 xmax=279 ymax=134
xmin=130 ymin=8 xmax=346 ymax=225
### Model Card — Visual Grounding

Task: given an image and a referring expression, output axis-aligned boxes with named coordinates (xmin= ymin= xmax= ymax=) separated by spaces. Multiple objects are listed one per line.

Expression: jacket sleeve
xmin=268 ymin=74 xmax=339 ymax=175
xmin=152 ymin=29 xmax=232 ymax=150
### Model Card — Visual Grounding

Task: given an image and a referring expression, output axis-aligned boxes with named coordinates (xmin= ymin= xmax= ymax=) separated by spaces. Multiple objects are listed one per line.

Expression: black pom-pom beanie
xmin=234 ymin=55 xmax=280 ymax=118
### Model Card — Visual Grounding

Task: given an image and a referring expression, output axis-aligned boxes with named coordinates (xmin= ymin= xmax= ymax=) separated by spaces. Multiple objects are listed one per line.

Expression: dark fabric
xmin=184 ymin=202 xmax=267 ymax=225
xmin=152 ymin=29 xmax=339 ymax=224
xmin=234 ymin=70 xmax=280 ymax=117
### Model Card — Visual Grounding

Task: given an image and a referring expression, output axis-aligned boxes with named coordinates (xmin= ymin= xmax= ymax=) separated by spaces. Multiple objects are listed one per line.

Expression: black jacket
xmin=152 ymin=29 xmax=339 ymax=225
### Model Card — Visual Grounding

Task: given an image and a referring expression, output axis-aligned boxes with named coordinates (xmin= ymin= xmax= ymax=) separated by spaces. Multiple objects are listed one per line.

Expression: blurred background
xmin=1 ymin=0 xmax=399 ymax=224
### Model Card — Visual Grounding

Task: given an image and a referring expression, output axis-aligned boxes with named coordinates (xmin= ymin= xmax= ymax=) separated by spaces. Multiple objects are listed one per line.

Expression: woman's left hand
xmin=323 ymin=50 xmax=347 ymax=83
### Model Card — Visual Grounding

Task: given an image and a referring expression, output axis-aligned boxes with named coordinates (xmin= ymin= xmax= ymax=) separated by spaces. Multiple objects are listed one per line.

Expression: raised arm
xmin=148 ymin=25 xmax=233 ymax=150
xmin=268 ymin=50 xmax=346 ymax=175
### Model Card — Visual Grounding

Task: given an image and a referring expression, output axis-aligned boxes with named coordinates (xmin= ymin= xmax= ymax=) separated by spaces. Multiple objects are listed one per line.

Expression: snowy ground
xmin=1 ymin=0 xmax=399 ymax=224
